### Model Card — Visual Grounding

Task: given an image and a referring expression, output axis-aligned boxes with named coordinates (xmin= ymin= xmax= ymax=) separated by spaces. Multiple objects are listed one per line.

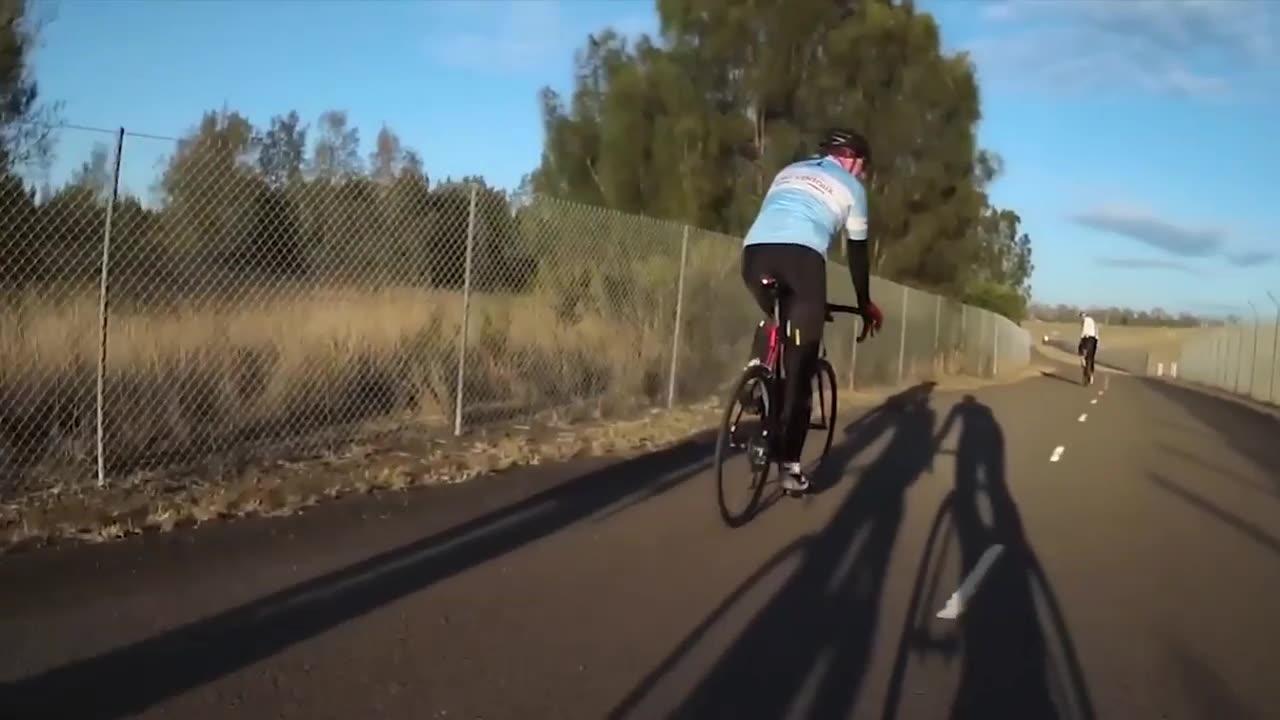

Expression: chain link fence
xmin=1176 ymin=318 xmax=1280 ymax=406
xmin=1 ymin=126 xmax=1032 ymax=489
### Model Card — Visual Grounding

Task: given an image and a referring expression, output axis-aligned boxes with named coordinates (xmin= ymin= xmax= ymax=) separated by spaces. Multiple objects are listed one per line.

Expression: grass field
xmin=0 ymin=285 xmax=737 ymax=492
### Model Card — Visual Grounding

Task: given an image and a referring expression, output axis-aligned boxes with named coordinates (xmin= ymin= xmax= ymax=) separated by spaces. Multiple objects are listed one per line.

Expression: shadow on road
xmin=1156 ymin=443 xmax=1280 ymax=502
xmin=1039 ymin=370 xmax=1084 ymax=387
xmin=880 ymin=394 xmax=1096 ymax=720
xmin=1139 ymin=379 xmax=1280 ymax=496
xmin=610 ymin=382 xmax=938 ymax=719
xmin=1148 ymin=472 xmax=1280 ymax=556
xmin=0 ymin=431 xmax=721 ymax=719
xmin=1166 ymin=638 xmax=1266 ymax=719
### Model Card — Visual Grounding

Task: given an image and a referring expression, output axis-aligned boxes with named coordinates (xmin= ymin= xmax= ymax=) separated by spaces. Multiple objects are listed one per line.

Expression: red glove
xmin=862 ymin=301 xmax=884 ymax=336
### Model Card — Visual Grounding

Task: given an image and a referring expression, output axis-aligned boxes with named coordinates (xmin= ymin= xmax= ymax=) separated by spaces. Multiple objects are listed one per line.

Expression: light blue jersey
xmin=742 ymin=157 xmax=868 ymax=259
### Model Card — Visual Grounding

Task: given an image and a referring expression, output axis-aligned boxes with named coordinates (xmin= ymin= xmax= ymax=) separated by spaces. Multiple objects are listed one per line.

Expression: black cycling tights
xmin=741 ymin=243 xmax=827 ymax=464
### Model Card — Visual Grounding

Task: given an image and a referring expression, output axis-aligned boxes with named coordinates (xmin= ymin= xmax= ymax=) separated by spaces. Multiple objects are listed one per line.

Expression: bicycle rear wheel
xmin=714 ymin=364 xmax=773 ymax=528
xmin=809 ymin=358 xmax=838 ymax=476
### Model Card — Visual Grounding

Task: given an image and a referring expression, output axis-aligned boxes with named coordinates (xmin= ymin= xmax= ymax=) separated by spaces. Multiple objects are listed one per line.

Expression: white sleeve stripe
xmin=846 ymin=214 xmax=868 ymax=241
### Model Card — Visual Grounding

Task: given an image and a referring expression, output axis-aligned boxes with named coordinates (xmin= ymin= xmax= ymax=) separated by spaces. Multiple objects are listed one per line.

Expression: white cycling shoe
xmin=780 ymin=462 xmax=810 ymax=493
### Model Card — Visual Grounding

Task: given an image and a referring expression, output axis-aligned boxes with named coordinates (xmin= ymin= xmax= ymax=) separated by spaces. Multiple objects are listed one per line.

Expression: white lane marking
xmin=937 ymin=544 xmax=1005 ymax=620
xmin=1090 ymin=398 xmax=1098 ymax=405
xmin=1078 ymin=414 xmax=1088 ymax=422
xmin=1050 ymin=446 xmax=1065 ymax=462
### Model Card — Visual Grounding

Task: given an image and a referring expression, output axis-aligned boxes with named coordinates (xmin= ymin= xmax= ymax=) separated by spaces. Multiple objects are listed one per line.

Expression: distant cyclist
xmin=1078 ymin=311 xmax=1099 ymax=381
xmin=740 ymin=128 xmax=884 ymax=493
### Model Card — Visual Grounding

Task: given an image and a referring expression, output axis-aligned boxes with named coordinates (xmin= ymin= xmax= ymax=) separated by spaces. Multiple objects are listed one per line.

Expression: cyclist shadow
xmin=610 ymin=381 xmax=940 ymax=719
xmin=726 ymin=381 xmax=935 ymax=523
xmin=880 ymin=394 xmax=1096 ymax=720
xmin=806 ymin=381 xmax=938 ymax=496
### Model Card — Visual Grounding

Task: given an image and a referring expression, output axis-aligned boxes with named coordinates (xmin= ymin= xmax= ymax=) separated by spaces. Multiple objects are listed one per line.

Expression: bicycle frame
xmin=758 ymin=281 xmax=866 ymax=381
xmin=764 ymin=294 xmax=786 ymax=379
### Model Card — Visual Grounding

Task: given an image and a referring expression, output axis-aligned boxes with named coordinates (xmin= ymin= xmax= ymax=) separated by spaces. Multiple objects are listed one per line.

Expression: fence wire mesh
xmin=1177 ymin=320 xmax=1280 ymax=406
xmin=1 ymin=125 xmax=1034 ymax=489
xmin=0 ymin=125 xmax=122 ymax=489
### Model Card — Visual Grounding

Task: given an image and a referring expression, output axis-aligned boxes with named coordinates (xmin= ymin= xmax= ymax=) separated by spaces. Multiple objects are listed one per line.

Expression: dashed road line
xmin=936 ymin=544 xmax=1005 ymax=620
xmin=1078 ymin=413 xmax=1088 ymax=422
xmin=1050 ymin=446 xmax=1065 ymax=462
xmin=1090 ymin=398 xmax=1098 ymax=405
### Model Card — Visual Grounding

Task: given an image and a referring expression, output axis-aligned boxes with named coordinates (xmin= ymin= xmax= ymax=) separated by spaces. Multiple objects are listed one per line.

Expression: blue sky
xmin=29 ymin=0 xmax=1280 ymax=316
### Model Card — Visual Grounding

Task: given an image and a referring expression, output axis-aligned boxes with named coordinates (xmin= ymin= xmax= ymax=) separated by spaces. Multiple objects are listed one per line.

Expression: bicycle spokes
xmin=810 ymin=376 xmax=829 ymax=430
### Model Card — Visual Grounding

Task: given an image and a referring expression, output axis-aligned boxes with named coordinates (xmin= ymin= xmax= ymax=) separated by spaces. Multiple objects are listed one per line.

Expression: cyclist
xmin=1078 ymin=311 xmax=1099 ymax=381
xmin=741 ymin=128 xmax=884 ymax=493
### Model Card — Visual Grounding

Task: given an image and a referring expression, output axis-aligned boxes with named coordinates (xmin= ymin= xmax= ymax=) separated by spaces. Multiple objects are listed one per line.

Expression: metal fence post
xmin=1248 ymin=301 xmax=1260 ymax=398
xmin=1234 ymin=325 xmax=1244 ymax=395
xmin=933 ymin=295 xmax=941 ymax=372
xmin=1221 ymin=329 xmax=1230 ymax=390
xmin=95 ymin=127 xmax=126 ymax=488
xmin=1267 ymin=292 xmax=1279 ymax=404
xmin=993 ymin=316 xmax=1000 ymax=377
xmin=897 ymin=285 xmax=908 ymax=384
xmin=848 ymin=330 xmax=859 ymax=390
xmin=985 ymin=312 xmax=993 ymax=378
xmin=1216 ymin=331 xmax=1224 ymax=388
xmin=453 ymin=183 xmax=478 ymax=436
xmin=666 ymin=226 xmax=689 ymax=409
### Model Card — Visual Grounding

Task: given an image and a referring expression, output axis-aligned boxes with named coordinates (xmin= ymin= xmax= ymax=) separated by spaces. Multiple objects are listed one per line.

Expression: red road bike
xmin=714 ymin=275 xmax=872 ymax=527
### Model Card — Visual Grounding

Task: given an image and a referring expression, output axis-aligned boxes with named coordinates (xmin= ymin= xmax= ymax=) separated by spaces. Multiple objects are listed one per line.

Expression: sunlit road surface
xmin=2 ymin=356 xmax=1277 ymax=720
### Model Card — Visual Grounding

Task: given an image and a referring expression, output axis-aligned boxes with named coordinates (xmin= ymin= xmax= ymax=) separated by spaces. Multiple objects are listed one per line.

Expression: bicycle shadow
xmin=610 ymin=382 xmax=939 ymax=719
xmin=880 ymin=394 xmax=1096 ymax=720
xmin=1039 ymin=370 xmax=1084 ymax=387
xmin=714 ymin=379 xmax=919 ymax=528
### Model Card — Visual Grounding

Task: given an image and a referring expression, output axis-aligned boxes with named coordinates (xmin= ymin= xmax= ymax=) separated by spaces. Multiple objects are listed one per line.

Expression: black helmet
xmin=818 ymin=128 xmax=870 ymax=162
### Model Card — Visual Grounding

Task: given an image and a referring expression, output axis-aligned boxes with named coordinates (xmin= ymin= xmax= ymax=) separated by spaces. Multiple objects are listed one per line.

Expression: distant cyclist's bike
xmin=714 ymin=276 xmax=871 ymax=527
xmin=1080 ymin=341 xmax=1096 ymax=386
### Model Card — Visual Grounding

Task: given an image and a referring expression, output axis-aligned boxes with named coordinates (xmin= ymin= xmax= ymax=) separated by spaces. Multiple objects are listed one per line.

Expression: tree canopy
xmin=531 ymin=0 xmax=1033 ymax=318
xmin=2 ymin=0 xmax=1040 ymax=320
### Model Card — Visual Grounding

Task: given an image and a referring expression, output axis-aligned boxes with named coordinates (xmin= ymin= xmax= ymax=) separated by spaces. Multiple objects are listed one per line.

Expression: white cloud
xmin=964 ymin=0 xmax=1279 ymax=99
xmin=1069 ymin=203 xmax=1274 ymax=266
xmin=1096 ymin=257 xmax=1196 ymax=274
xmin=1071 ymin=205 xmax=1225 ymax=257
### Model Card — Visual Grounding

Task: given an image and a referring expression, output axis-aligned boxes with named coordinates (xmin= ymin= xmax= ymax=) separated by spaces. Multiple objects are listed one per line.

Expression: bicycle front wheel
xmin=714 ymin=364 xmax=773 ymax=528
xmin=809 ymin=358 xmax=838 ymax=477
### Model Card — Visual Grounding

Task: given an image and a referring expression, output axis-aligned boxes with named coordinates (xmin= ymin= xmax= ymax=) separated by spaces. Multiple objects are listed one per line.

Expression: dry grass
xmin=0 ymin=234 xmax=757 ymax=553
xmin=0 ymin=285 xmax=685 ymax=490
xmin=0 ymin=399 xmax=726 ymax=553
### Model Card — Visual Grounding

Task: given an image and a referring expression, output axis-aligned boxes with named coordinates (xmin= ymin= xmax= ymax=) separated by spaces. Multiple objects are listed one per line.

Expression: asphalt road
xmin=2 ymin=356 xmax=1278 ymax=720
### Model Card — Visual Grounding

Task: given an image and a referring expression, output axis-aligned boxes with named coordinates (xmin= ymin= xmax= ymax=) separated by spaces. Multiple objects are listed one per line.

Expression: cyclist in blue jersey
xmin=741 ymin=128 xmax=884 ymax=493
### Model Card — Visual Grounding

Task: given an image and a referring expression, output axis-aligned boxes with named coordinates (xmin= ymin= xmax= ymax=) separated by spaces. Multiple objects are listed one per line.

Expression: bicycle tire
xmin=714 ymin=364 xmax=773 ymax=528
xmin=809 ymin=358 xmax=839 ymax=477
